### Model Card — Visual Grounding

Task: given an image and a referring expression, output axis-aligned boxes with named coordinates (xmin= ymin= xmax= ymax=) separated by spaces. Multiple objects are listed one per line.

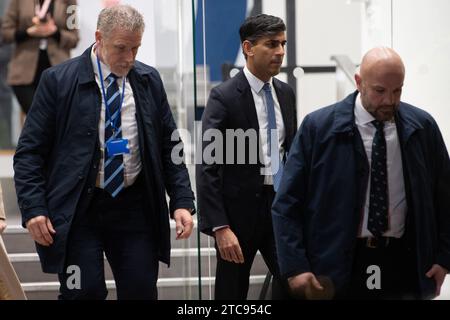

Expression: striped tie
xmin=263 ymin=83 xmax=284 ymax=192
xmin=104 ymin=73 xmax=124 ymax=198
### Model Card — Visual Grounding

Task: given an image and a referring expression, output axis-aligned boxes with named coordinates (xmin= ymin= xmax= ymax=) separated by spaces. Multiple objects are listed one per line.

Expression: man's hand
xmin=426 ymin=264 xmax=448 ymax=297
xmin=25 ymin=215 xmax=56 ymax=247
xmin=288 ymin=272 xmax=325 ymax=299
xmin=173 ymin=209 xmax=194 ymax=240
xmin=214 ymin=227 xmax=244 ymax=264
xmin=0 ymin=219 xmax=6 ymax=234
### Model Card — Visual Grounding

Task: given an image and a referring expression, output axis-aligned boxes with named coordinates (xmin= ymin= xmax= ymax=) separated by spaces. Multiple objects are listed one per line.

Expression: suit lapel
xmin=236 ymin=72 xmax=260 ymax=131
xmin=273 ymin=79 xmax=293 ymax=147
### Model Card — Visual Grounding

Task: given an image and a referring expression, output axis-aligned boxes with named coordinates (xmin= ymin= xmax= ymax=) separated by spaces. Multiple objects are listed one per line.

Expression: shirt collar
xmin=91 ymin=45 xmax=113 ymax=82
xmin=354 ymin=92 xmax=376 ymax=126
xmin=243 ymin=66 xmax=273 ymax=94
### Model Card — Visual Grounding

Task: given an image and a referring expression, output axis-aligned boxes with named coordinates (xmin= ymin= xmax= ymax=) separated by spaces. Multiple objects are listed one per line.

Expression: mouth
xmin=377 ymin=107 xmax=396 ymax=120
xmin=380 ymin=106 xmax=396 ymax=112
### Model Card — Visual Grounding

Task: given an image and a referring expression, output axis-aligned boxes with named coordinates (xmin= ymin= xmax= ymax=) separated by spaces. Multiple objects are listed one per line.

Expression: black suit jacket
xmin=197 ymin=71 xmax=297 ymax=242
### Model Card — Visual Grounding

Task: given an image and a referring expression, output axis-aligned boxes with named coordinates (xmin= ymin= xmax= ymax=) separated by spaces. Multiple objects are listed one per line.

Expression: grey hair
xmin=97 ymin=5 xmax=145 ymax=38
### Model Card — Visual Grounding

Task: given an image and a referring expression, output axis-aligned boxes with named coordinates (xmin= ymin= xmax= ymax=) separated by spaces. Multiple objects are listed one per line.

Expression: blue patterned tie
xmin=263 ymin=83 xmax=283 ymax=192
xmin=368 ymin=120 xmax=388 ymax=237
xmin=104 ymin=73 xmax=124 ymax=198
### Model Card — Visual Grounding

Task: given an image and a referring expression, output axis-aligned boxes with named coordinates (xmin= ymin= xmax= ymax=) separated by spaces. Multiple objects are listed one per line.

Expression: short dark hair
xmin=239 ymin=14 xmax=286 ymax=44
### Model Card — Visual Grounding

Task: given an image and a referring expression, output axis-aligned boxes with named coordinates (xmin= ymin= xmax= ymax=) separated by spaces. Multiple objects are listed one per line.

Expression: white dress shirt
xmin=354 ymin=94 xmax=407 ymax=238
xmin=243 ymin=66 xmax=286 ymax=185
xmin=91 ymin=46 xmax=141 ymax=188
xmin=212 ymin=68 xmax=287 ymax=232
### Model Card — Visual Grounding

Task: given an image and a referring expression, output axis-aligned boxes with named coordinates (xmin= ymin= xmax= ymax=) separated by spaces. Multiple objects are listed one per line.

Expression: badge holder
xmin=106 ymin=139 xmax=130 ymax=157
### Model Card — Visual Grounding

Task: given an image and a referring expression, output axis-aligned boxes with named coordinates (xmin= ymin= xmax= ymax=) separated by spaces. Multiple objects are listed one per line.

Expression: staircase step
xmin=22 ymin=276 xmax=267 ymax=300
xmin=2 ymin=223 xmax=212 ymax=253
xmin=8 ymin=249 xmax=268 ymax=283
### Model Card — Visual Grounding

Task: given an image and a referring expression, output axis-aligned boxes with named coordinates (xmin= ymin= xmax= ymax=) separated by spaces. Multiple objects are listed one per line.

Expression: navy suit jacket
xmin=197 ymin=71 xmax=297 ymax=242
xmin=272 ymin=91 xmax=450 ymax=299
xmin=14 ymin=46 xmax=195 ymax=273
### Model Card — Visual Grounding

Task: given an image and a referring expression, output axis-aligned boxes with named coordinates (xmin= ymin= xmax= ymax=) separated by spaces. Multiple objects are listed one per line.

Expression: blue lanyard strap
xmin=96 ymin=53 xmax=126 ymax=134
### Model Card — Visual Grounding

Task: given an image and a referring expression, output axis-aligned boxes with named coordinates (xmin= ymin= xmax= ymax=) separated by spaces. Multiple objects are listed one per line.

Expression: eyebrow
xmin=265 ymin=39 xmax=287 ymax=45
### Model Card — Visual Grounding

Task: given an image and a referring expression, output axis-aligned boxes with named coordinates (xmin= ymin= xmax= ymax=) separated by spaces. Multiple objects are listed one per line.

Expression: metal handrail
xmin=330 ymin=55 xmax=357 ymax=86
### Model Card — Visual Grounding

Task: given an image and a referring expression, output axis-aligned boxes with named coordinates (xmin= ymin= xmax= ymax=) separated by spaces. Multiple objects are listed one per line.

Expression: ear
xmin=355 ymin=73 xmax=362 ymax=91
xmin=95 ymin=30 xmax=102 ymax=47
xmin=242 ymin=40 xmax=254 ymax=58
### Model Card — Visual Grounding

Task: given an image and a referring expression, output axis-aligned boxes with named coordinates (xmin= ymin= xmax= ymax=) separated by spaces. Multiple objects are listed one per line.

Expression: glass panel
xmin=195 ymin=0 xmax=304 ymax=300
xmin=1 ymin=0 xmax=200 ymax=300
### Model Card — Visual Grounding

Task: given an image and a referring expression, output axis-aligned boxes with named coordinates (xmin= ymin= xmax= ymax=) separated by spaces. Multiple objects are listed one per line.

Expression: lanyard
xmin=96 ymin=53 xmax=126 ymax=135
xmin=35 ymin=0 xmax=52 ymax=20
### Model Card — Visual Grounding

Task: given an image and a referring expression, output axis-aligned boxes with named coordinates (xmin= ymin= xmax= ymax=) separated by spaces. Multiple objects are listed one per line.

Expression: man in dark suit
xmin=197 ymin=14 xmax=297 ymax=299
xmin=272 ymin=47 xmax=450 ymax=300
xmin=13 ymin=5 xmax=195 ymax=300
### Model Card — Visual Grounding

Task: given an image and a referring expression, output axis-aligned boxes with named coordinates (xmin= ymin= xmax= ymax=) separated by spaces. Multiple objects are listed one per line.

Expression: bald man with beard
xmin=271 ymin=47 xmax=450 ymax=300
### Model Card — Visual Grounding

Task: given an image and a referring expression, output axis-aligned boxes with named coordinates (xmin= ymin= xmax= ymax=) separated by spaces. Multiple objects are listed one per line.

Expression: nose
xmin=125 ymin=49 xmax=134 ymax=63
xmin=383 ymin=92 xmax=395 ymax=105
xmin=276 ymin=43 xmax=285 ymax=56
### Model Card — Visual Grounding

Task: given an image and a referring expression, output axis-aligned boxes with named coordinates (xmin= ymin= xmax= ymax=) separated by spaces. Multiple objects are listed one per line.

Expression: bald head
xmin=355 ymin=47 xmax=405 ymax=121
xmin=359 ymin=47 xmax=405 ymax=80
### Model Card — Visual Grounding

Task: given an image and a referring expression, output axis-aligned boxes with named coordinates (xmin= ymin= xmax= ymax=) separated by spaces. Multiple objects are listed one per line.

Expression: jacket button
xmin=78 ymin=175 xmax=83 ymax=180
xmin=87 ymin=131 xmax=92 ymax=136
xmin=93 ymin=164 xmax=98 ymax=169
xmin=255 ymin=193 xmax=260 ymax=198
xmin=87 ymin=187 xmax=93 ymax=194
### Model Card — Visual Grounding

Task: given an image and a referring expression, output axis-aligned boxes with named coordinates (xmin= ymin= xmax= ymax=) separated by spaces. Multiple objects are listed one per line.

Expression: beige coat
xmin=1 ymin=0 xmax=79 ymax=85
xmin=0 ymin=184 xmax=27 ymax=300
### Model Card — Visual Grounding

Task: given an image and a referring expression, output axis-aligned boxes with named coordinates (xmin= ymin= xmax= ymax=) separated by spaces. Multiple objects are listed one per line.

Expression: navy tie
xmin=104 ymin=73 xmax=124 ymax=198
xmin=368 ymin=120 xmax=388 ymax=237
xmin=263 ymin=83 xmax=283 ymax=192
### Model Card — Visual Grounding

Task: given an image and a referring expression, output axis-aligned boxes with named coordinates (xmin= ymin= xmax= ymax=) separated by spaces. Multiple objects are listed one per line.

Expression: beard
xmin=369 ymin=104 xmax=398 ymax=121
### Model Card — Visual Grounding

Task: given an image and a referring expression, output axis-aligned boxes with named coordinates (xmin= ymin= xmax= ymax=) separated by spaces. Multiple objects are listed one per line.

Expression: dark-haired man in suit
xmin=197 ymin=14 xmax=297 ymax=299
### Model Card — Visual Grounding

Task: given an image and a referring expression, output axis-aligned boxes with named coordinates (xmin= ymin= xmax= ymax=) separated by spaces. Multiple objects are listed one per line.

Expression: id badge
xmin=106 ymin=139 xmax=130 ymax=157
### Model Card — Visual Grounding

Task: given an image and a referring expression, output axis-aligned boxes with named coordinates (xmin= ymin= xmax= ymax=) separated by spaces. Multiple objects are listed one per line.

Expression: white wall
xmin=362 ymin=0 xmax=450 ymax=148
xmin=394 ymin=0 xmax=450 ymax=148
xmin=296 ymin=0 xmax=362 ymax=123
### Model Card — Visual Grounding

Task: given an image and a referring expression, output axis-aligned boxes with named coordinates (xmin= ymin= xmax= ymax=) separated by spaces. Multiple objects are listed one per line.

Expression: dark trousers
xmin=12 ymin=49 xmax=50 ymax=114
xmin=214 ymin=186 xmax=290 ymax=300
xmin=345 ymin=237 xmax=419 ymax=300
xmin=58 ymin=176 xmax=159 ymax=300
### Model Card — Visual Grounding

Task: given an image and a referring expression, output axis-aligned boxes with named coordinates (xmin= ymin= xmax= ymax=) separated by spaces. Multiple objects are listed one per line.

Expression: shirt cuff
xmin=212 ymin=225 xmax=229 ymax=233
